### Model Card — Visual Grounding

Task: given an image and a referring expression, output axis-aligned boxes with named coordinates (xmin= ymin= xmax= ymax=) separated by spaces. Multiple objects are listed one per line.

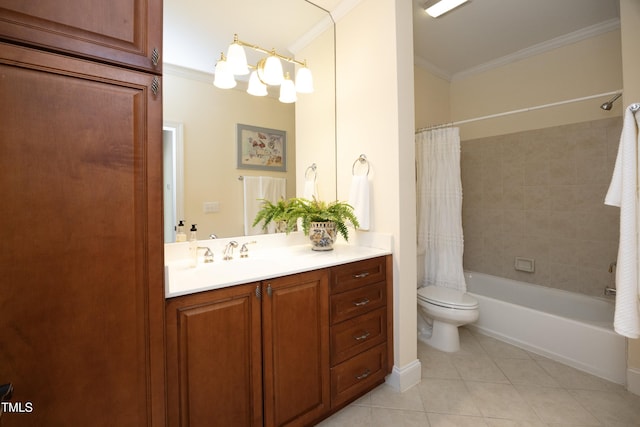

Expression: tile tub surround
xmin=461 ymin=117 xmax=622 ymax=298
xmin=318 ymin=328 xmax=640 ymax=426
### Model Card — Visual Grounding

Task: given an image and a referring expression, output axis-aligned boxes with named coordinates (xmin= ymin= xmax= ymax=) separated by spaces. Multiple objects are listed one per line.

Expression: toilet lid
xmin=418 ymin=286 xmax=479 ymax=310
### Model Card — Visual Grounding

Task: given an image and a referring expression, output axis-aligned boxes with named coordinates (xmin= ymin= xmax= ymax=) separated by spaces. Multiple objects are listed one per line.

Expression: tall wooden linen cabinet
xmin=0 ymin=2 xmax=166 ymax=426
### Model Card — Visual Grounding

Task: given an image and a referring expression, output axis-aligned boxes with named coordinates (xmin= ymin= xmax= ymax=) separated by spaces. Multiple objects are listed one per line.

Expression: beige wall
xmin=620 ymin=0 xmax=640 ymax=395
xmin=451 ymin=30 xmax=623 ymax=141
xmin=334 ymin=0 xmax=418 ymax=382
xmin=414 ymin=66 xmax=451 ymax=129
xmin=164 ymin=70 xmax=295 ymax=238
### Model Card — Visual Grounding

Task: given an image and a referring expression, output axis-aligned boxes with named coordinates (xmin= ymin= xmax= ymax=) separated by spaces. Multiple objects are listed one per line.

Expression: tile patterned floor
xmin=317 ymin=328 xmax=640 ymax=426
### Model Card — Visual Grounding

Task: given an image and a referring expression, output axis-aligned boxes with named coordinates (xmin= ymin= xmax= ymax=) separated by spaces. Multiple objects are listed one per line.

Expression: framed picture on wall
xmin=236 ymin=124 xmax=286 ymax=172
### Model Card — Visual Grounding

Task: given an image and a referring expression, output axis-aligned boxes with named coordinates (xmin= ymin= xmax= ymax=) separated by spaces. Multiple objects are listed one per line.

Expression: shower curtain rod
xmin=415 ymin=90 xmax=622 ymax=134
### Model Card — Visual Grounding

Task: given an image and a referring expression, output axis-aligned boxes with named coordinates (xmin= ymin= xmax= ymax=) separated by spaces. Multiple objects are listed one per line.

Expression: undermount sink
xmin=164 ymin=239 xmax=392 ymax=298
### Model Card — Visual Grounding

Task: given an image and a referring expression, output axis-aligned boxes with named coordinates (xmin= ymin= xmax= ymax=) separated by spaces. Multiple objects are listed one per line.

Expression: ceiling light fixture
xmin=213 ymin=34 xmax=314 ymax=103
xmin=424 ymin=0 xmax=469 ymax=18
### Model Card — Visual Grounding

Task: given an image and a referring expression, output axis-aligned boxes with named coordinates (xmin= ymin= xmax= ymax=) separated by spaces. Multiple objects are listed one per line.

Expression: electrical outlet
xmin=203 ymin=201 xmax=220 ymax=213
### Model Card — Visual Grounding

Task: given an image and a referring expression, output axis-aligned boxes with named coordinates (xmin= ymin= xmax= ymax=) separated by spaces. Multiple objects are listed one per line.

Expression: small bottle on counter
xmin=175 ymin=220 xmax=187 ymax=242
xmin=188 ymin=224 xmax=198 ymax=267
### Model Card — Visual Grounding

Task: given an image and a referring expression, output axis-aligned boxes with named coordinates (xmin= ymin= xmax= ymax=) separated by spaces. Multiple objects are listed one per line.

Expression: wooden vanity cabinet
xmin=329 ymin=256 xmax=394 ymax=408
xmin=165 ymin=283 xmax=263 ymax=427
xmin=165 ymin=255 xmax=393 ymax=426
xmin=165 ymin=269 xmax=330 ymax=427
xmin=0 ymin=40 xmax=165 ymax=426
xmin=0 ymin=0 xmax=162 ymax=73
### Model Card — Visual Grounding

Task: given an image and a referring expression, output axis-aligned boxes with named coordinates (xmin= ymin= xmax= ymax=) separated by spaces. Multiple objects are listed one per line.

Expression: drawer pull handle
xmin=355 ymin=369 xmax=371 ymax=380
xmin=353 ymin=331 xmax=371 ymax=341
xmin=353 ymin=298 xmax=370 ymax=307
xmin=353 ymin=272 xmax=370 ymax=279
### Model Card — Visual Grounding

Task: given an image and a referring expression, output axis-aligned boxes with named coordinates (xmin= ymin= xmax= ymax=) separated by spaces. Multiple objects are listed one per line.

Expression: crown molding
xmin=289 ymin=14 xmax=334 ymax=54
xmin=330 ymin=0 xmax=363 ymax=23
xmin=414 ymin=56 xmax=452 ymax=81
xmin=450 ymin=18 xmax=620 ymax=81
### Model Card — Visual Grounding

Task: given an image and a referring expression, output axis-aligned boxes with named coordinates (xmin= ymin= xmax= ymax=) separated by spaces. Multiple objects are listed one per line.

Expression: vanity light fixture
xmin=424 ymin=0 xmax=469 ymax=17
xmin=213 ymin=53 xmax=237 ymax=89
xmin=279 ymin=73 xmax=297 ymax=103
xmin=246 ymin=71 xmax=268 ymax=96
xmin=214 ymin=34 xmax=314 ymax=102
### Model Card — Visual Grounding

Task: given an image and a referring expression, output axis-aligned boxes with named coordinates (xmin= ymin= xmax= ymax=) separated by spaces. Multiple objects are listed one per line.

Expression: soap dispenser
xmin=188 ymin=224 xmax=198 ymax=267
xmin=175 ymin=220 xmax=186 ymax=242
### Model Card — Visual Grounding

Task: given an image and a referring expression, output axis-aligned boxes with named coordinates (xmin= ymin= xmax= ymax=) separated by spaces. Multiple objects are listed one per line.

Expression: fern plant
xmin=252 ymin=197 xmax=360 ymax=242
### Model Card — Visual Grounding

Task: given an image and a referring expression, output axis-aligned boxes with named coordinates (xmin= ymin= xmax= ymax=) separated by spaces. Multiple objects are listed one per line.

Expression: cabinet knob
xmin=151 ymin=76 xmax=160 ymax=96
xmin=151 ymin=47 xmax=160 ymax=66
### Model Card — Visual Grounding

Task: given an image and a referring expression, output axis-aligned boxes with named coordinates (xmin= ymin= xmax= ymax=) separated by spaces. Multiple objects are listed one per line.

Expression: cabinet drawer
xmin=331 ymin=308 xmax=386 ymax=365
xmin=330 ymin=281 xmax=385 ymax=324
xmin=330 ymin=343 xmax=387 ymax=408
xmin=331 ymin=257 xmax=386 ymax=294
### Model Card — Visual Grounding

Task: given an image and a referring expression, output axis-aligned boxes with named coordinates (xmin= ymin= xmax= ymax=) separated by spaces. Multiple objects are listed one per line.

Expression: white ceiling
xmin=165 ymin=0 xmax=621 ymax=81
xmin=412 ymin=0 xmax=620 ymax=80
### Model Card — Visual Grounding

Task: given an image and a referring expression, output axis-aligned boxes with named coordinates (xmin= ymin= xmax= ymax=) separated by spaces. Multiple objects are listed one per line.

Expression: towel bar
xmin=352 ymin=154 xmax=370 ymax=176
xmin=305 ymin=163 xmax=317 ymax=181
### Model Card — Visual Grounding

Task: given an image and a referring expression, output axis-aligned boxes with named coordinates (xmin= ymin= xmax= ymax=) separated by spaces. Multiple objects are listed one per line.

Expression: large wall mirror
xmin=163 ymin=0 xmax=336 ymax=241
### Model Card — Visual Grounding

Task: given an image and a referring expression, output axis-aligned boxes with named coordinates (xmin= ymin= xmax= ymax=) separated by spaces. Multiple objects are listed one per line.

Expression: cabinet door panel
xmin=0 ymin=42 xmax=164 ymax=426
xmin=166 ymin=284 xmax=263 ymax=427
xmin=262 ymin=271 xmax=330 ymax=427
xmin=0 ymin=0 xmax=161 ymax=72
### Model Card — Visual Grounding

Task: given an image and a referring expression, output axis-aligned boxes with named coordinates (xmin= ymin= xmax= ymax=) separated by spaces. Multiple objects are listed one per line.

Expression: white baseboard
xmin=385 ymin=359 xmax=422 ymax=392
xmin=628 ymin=367 xmax=640 ymax=396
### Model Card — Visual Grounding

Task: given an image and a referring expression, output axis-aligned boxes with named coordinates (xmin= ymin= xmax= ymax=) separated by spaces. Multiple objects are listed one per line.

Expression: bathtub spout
xmin=604 ymin=286 xmax=617 ymax=296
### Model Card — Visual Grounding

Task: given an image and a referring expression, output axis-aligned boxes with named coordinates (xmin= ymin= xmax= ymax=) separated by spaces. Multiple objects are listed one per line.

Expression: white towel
xmin=348 ymin=174 xmax=370 ymax=231
xmin=243 ymin=176 xmax=286 ymax=236
xmin=604 ymin=104 xmax=640 ymax=339
xmin=303 ymin=179 xmax=318 ymax=200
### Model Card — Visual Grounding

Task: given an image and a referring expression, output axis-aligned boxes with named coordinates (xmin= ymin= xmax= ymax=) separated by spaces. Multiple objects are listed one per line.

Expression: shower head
xmin=600 ymin=93 xmax=622 ymax=111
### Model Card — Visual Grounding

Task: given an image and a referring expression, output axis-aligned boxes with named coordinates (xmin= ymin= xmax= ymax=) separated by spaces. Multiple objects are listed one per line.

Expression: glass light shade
xmin=295 ymin=66 xmax=314 ymax=93
xmin=213 ymin=57 xmax=236 ymax=89
xmin=258 ymin=54 xmax=284 ymax=86
xmin=247 ymin=71 xmax=268 ymax=96
xmin=279 ymin=74 xmax=297 ymax=103
xmin=226 ymin=42 xmax=249 ymax=75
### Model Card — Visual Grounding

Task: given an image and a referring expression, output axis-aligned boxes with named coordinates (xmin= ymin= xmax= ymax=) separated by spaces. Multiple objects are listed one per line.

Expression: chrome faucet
xmin=197 ymin=247 xmax=214 ymax=263
xmin=605 ymin=261 xmax=617 ymax=296
xmin=223 ymin=241 xmax=238 ymax=260
xmin=239 ymin=241 xmax=257 ymax=258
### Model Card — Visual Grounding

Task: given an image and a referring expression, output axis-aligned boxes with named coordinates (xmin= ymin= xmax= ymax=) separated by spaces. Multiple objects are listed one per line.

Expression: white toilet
xmin=417 ymin=285 xmax=479 ymax=352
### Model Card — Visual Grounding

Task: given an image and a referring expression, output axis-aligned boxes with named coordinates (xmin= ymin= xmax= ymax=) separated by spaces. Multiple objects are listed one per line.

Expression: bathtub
xmin=465 ymin=271 xmax=626 ymax=384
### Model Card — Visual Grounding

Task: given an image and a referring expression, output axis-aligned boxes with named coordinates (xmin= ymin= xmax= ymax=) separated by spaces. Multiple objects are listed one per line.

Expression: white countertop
xmin=164 ymin=231 xmax=393 ymax=298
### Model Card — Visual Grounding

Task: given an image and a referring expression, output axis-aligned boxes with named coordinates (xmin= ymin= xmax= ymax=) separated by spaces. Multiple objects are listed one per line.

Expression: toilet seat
xmin=418 ymin=286 xmax=479 ymax=310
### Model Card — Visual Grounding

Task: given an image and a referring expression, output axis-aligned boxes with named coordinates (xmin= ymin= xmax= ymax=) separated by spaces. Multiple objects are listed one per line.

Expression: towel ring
xmin=352 ymin=154 xmax=369 ymax=176
xmin=305 ymin=163 xmax=317 ymax=181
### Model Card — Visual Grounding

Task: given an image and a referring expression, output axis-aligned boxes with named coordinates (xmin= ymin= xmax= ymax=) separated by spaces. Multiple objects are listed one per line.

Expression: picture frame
xmin=236 ymin=124 xmax=287 ymax=172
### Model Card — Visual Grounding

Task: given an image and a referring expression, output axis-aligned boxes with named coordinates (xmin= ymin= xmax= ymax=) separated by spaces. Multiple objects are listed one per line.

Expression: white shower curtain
xmin=416 ymin=127 xmax=466 ymax=291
